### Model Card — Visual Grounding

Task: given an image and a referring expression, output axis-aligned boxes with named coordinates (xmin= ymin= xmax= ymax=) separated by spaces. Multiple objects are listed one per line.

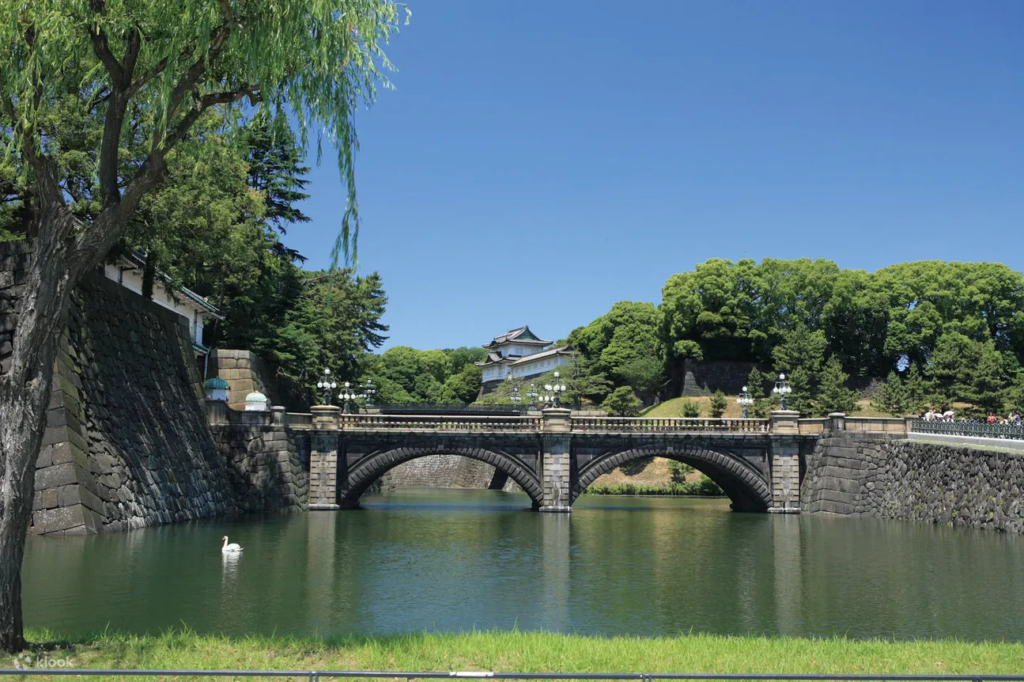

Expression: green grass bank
xmin=16 ymin=629 xmax=1024 ymax=678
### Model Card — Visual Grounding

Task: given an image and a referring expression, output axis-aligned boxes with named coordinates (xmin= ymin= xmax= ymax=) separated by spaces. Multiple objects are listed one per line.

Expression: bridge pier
xmin=768 ymin=411 xmax=801 ymax=513
xmin=540 ymin=408 xmax=573 ymax=512
xmin=309 ymin=405 xmax=341 ymax=510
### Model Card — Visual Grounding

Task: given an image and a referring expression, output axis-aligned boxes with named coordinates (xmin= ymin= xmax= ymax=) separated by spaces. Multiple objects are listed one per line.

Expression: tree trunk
xmin=0 ymin=210 xmax=77 ymax=653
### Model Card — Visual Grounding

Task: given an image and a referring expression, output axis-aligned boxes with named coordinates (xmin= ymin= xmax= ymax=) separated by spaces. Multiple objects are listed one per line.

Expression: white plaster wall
xmin=104 ymin=263 xmax=208 ymax=345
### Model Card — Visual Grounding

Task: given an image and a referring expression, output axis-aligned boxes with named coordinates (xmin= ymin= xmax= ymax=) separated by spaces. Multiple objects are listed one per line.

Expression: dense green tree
xmin=261 ymin=270 xmax=387 ymax=398
xmin=746 ymin=367 xmax=778 ymax=418
xmin=241 ymin=111 xmax=311 ymax=234
xmin=444 ymin=347 xmax=488 ymax=374
xmin=570 ymin=301 xmax=662 ymax=383
xmin=368 ymin=346 xmax=486 ymax=405
xmin=562 ymin=353 xmax=613 ymax=408
xmin=0 ymin=0 xmax=404 ymax=651
xmin=616 ymin=356 xmax=664 ymax=401
xmin=602 ymin=386 xmax=643 ymax=417
xmin=874 ymin=371 xmax=910 ymax=416
xmin=771 ymin=324 xmax=826 ymax=415
xmin=816 ymin=356 xmax=859 ymax=416
xmin=442 ymin=364 xmax=484 ymax=404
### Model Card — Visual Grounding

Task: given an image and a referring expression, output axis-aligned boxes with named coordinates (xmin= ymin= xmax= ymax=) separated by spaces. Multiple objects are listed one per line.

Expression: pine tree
xmin=602 ymin=386 xmax=643 ymax=417
xmin=710 ymin=390 xmax=728 ymax=418
xmin=904 ymin=362 xmax=929 ymax=414
xmin=746 ymin=367 xmax=777 ymax=418
xmin=816 ymin=356 xmax=859 ymax=416
xmin=242 ymin=111 xmax=312 ymax=233
xmin=874 ymin=370 xmax=909 ymax=416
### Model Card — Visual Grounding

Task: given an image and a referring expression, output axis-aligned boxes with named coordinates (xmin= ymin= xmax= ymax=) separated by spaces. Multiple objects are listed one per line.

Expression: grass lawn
xmin=641 ymin=397 xmax=900 ymax=420
xmin=15 ymin=629 xmax=1024 ymax=679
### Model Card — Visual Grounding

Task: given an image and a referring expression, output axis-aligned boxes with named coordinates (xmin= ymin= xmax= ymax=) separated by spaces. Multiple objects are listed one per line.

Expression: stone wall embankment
xmin=803 ymin=433 xmax=1024 ymax=533
xmin=378 ymin=455 xmax=499 ymax=491
xmin=209 ymin=421 xmax=309 ymax=513
xmin=209 ymin=349 xmax=309 ymax=412
xmin=31 ymin=271 xmax=237 ymax=534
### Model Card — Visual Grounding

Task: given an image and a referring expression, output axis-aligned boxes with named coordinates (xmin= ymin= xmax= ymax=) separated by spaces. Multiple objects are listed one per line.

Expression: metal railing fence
xmin=910 ymin=418 xmax=1024 ymax=441
xmin=3 ymin=670 xmax=1024 ymax=681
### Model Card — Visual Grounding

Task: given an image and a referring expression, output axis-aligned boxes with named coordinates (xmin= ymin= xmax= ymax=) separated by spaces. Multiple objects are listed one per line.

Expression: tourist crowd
xmin=921 ymin=409 xmax=1023 ymax=426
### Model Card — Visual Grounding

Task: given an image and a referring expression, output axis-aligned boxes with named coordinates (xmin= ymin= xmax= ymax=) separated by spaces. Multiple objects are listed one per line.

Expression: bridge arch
xmin=572 ymin=443 xmax=772 ymax=512
xmin=341 ymin=444 xmax=544 ymax=509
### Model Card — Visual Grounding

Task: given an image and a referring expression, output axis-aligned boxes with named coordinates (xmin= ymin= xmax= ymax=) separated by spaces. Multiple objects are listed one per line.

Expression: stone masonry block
xmin=35 ymin=462 xmax=79 ymax=491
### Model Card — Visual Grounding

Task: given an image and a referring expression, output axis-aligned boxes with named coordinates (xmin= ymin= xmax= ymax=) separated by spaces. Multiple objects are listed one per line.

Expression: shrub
xmin=667 ymin=460 xmax=694 ymax=483
xmin=679 ymin=399 xmax=701 ymax=418
xmin=602 ymin=386 xmax=643 ymax=417
xmin=710 ymin=390 xmax=728 ymax=418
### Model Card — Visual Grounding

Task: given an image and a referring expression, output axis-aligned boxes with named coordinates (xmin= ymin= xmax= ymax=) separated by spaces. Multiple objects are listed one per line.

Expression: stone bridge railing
xmin=281 ymin=410 xmax=774 ymax=434
xmin=204 ymin=403 xmax=914 ymax=515
xmin=211 ymin=403 xmax=912 ymax=438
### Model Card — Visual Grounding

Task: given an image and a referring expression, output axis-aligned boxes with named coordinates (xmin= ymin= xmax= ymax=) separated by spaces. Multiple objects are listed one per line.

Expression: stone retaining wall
xmin=208 ymin=349 xmax=309 ymax=411
xmin=803 ymin=432 xmax=1024 ymax=533
xmin=378 ymin=455 xmax=500 ymax=491
xmin=209 ymin=422 xmax=309 ymax=513
xmin=31 ymin=271 xmax=237 ymax=534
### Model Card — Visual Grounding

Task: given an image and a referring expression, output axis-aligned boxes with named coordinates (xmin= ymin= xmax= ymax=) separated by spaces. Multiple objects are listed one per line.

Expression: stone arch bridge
xmin=288 ymin=408 xmax=826 ymax=513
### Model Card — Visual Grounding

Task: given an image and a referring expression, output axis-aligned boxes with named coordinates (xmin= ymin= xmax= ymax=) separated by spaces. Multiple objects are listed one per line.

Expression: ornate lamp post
xmin=316 ymin=368 xmax=337 ymax=406
xmin=338 ymin=381 xmax=364 ymax=414
xmin=510 ymin=385 xmax=522 ymax=411
xmin=737 ymin=385 xmax=754 ymax=419
xmin=544 ymin=371 xmax=568 ymax=408
xmin=773 ymin=373 xmax=792 ymax=411
xmin=526 ymin=383 xmax=538 ymax=409
xmin=362 ymin=379 xmax=376 ymax=408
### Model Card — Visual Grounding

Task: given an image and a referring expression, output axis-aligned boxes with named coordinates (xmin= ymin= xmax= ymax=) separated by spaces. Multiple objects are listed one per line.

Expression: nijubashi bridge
xmin=206 ymin=406 xmax=910 ymax=514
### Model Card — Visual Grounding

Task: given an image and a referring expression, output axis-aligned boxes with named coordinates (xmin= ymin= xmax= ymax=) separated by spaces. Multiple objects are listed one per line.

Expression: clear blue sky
xmin=283 ymin=0 xmax=1023 ymax=352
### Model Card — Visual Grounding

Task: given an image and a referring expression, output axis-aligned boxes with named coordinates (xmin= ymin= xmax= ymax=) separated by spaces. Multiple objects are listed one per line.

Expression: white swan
xmin=221 ymin=536 xmax=243 ymax=553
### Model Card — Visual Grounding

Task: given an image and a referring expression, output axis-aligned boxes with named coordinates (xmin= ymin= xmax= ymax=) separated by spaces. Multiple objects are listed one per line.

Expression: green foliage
xmin=874 ymin=371 xmax=910 ymax=416
xmin=602 ymin=386 xmax=643 ymax=417
xmin=658 ymin=258 xmax=1024 ymax=415
xmin=569 ymin=301 xmax=662 ymax=401
xmin=616 ymin=356 xmax=664 ymax=398
xmin=583 ymin=475 xmax=724 ymax=497
xmin=746 ymin=367 xmax=777 ymax=418
xmin=241 ymin=110 xmax=311 ymax=234
xmin=679 ymin=399 xmax=702 ymax=418
xmin=667 ymin=460 xmax=695 ymax=484
xmin=367 ymin=347 xmax=486 ymax=405
xmin=816 ymin=356 xmax=859 ymax=416
xmin=561 ymin=352 xmax=613 ymax=409
xmin=904 ymin=363 xmax=929 ymax=414
xmin=1 ymin=0 xmax=407 ymax=263
xmin=710 ymin=390 xmax=728 ymax=418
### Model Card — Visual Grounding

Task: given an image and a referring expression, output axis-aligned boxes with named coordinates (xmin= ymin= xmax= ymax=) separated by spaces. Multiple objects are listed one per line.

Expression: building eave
xmin=116 ymin=252 xmax=223 ymax=319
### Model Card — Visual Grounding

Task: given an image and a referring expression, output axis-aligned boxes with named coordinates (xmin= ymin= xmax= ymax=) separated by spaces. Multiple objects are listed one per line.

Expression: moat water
xmin=23 ymin=490 xmax=1024 ymax=641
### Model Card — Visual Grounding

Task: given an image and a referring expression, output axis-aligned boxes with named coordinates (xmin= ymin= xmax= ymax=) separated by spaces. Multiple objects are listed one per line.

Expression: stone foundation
xmin=803 ymin=433 xmax=1024 ymax=533
xmin=31 ymin=271 xmax=236 ymax=534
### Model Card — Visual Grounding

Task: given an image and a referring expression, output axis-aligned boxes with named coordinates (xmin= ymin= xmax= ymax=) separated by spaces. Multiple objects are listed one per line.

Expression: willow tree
xmin=0 ymin=0 xmax=405 ymax=652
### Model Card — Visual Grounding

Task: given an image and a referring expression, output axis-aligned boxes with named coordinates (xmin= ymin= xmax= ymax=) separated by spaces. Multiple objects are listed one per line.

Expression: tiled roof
xmin=483 ymin=325 xmax=552 ymax=348
xmin=510 ymin=344 xmax=574 ymax=366
xmin=118 ymin=251 xmax=223 ymax=319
